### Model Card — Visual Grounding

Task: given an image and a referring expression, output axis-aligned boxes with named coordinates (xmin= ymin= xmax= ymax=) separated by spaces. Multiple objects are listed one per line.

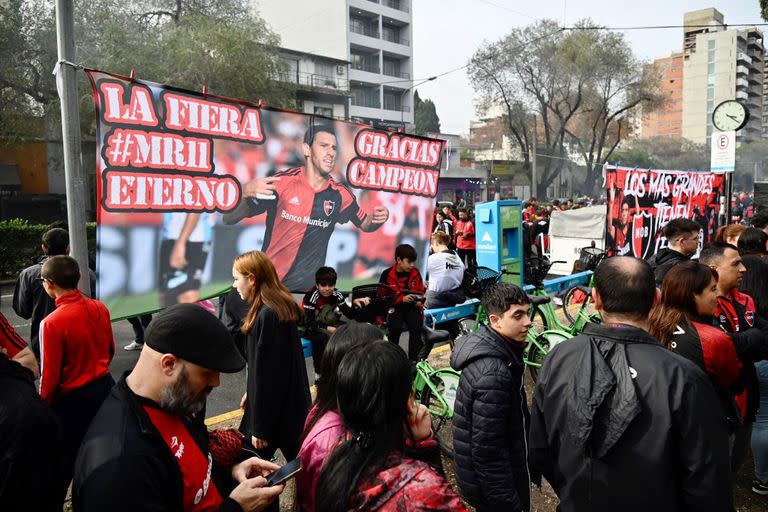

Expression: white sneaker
xmin=124 ymin=341 xmax=143 ymax=351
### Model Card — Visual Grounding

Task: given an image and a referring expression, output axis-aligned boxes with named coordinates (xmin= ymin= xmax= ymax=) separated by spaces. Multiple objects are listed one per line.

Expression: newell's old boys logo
xmin=631 ymin=212 xmax=653 ymax=259
xmin=323 ymin=200 xmax=335 ymax=217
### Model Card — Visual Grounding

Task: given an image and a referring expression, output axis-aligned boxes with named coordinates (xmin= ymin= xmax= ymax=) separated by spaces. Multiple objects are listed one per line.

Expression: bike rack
xmin=425 ymin=299 xmax=481 ymax=325
xmin=523 ymin=270 xmax=593 ymax=295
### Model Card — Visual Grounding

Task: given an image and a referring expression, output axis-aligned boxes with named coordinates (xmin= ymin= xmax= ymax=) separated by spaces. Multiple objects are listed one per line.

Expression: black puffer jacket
xmin=528 ymin=323 xmax=733 ymax=512
xmin=646 ymin=248 xmax=690 ymax=285
xmin=450 ymin=324 xmax=530 ymax=512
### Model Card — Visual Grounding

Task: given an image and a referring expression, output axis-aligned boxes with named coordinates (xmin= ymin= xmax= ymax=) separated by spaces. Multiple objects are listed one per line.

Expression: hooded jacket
xmin=450 ymin=324 xmax=530 ymax=511
xmin=528 ymin=323 xmax=733 ymax=512
xmin=646 ymin=248 xmax=690 ymax=285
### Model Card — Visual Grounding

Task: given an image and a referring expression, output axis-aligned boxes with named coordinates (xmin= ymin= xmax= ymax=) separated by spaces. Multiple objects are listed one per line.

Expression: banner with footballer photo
xmin=604 ymin=165 xmax=725 ymax=259
xmin=86 ymin=69 xmax=445 ymax=319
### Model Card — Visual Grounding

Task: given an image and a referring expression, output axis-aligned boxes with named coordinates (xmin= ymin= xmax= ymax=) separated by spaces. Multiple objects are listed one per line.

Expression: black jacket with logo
xmin=528 ymin=323 xmax=733 ymax=512
xmin=73 ymin=376 xmax=241 ymax=512
xmin=450 ymin=324 xmax=530 ymax=512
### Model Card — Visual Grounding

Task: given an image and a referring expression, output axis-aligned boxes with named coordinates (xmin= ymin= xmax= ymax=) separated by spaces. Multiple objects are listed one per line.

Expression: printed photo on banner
xmin=86 ymin=69 xmax=445 ymax=318
xmin=604 ymin=165 xmax=725 ymax=259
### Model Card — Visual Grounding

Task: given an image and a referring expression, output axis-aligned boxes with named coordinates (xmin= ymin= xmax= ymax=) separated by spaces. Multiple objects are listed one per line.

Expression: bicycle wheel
xmin=527 ymin=331 xmax=570 ymax=383
xmin=562 ymin=286 xmax=597 ymax=326
xmin=418 ymin=373 xmax=458 ymax=458
xmin=530 ymin=306 xmax=548 ymax=334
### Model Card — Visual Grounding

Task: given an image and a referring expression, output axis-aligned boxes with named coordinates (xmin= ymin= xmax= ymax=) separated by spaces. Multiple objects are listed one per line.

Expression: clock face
xmin=712 ymin=100 xmax=749 ymax=132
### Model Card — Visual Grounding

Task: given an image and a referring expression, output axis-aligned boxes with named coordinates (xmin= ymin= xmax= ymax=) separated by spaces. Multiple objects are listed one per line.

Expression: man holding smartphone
xmin=74 ymin=304 xmax=285 ymax=511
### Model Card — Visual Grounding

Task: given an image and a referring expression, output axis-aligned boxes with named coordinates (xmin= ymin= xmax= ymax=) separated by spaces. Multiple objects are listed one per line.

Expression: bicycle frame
xmin=413 ymin=360 xmax=461 ymax=419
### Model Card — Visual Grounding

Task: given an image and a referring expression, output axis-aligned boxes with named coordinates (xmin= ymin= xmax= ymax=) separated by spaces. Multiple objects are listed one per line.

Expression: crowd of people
xmin=4 ymin=196 xmax=768 ymax=512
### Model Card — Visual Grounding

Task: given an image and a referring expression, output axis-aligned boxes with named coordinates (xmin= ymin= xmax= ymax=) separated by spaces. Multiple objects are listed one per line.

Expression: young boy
xmin=451 ymin=283 xmax=533 ymax=511
xmin=301 ymin=267 xmax=367 ymax=377
xmin=379 ymin=244 xmax=426 ymax=361
xmin=38 ymin=255 xmax=115 ymax=507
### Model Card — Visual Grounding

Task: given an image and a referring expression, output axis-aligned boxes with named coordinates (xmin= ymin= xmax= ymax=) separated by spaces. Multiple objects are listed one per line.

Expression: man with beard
xmin=73 ymin=304 xmax=284 ymax=511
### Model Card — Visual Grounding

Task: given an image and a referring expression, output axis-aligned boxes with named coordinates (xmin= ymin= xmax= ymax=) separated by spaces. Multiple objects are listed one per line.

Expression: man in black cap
xmin=73 ymin=304 xmax=284 ymax=511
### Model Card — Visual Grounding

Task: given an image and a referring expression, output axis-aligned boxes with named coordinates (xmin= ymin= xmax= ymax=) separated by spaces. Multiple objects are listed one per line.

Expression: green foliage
xmin=0 ymin=220 xmax=96 ymax=278
xmin=0 ymin=0 xmax=292 ymax=146
xmin=762 ymin=0 xmax=768 ymax=22
xmin=413 ymin=90 xmax=441 ymax=135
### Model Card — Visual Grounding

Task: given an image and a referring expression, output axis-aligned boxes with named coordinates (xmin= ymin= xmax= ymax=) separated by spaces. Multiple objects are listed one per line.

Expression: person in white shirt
xmin=425 ymin=231 xmax=465 ymax=309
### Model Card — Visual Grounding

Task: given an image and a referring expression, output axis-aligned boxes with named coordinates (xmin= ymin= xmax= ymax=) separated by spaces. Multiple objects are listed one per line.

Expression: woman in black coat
xmin=232 ymin=250 xmax=310 ymax=461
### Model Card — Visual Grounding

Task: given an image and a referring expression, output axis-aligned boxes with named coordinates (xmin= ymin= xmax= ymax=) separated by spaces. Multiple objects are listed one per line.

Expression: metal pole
xmin=55 ymin=0 xmax=91 ymax=296
xmin=531 ymin=114 xmax=538 ymax=200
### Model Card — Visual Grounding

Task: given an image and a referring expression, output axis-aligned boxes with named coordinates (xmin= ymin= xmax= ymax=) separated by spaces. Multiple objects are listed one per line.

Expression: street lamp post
xmin=400 ymin=76 xmax=437 ymax=130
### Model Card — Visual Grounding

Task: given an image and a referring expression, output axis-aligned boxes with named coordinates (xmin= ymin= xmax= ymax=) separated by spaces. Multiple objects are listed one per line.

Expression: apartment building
xmin=681 ymin=8 xmax=764 ymax=146
xmin=253 ymin=0 xmax=414 ymax=128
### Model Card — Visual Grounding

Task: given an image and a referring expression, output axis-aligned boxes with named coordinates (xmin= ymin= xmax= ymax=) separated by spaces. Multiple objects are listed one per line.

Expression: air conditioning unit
xmin=336 ymin=65 xmax=345 ymax=75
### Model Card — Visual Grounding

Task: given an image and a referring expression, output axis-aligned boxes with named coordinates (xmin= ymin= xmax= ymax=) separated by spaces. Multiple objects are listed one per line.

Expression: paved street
xmin=1 ymin=283 xmax=245 ymax=419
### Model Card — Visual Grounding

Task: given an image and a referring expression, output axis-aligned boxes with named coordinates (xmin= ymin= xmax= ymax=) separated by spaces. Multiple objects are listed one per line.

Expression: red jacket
xmin=0 ymin=312 xmax=27 ymax=358
xmin=379 ymin=266 xmax=425 ymax=306
xmin=350 ymin=450 xmax=467 ymax=512
xmin=39 ymin=291 xmax=114 ymax=404
xmin=454 ymin=219 xmax=476 ymax=250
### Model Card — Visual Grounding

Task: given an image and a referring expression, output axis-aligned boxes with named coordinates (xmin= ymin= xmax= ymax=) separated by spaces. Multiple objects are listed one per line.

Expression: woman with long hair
xmin=232 ymin=251 xmax=310 ymax=463
xmin=296 ymin=321 xmax=383 ymax=512
xmin=316 ymin=341 xmax=466 ymax=512
xmin=739 ymin=252 xmax=768 ymax=494
xmin=649 ymin=261 xmax=743 ymax=431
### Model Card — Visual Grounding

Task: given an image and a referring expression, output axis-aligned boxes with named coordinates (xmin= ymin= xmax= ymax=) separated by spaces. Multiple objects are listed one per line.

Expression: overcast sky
xmin=412 ymin=1 xmax=765 ymax=135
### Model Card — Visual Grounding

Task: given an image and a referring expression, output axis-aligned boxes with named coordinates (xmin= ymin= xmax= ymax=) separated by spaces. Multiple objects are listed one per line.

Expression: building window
xmin=708 ymin=50 xmax=715 ymax=63
xmin=708 ymin=39 xmax=716 ymax=50
xmin=382 ymin=25 xmax=404 ymax=45
xmin=383 ymin=90 xmax=403 ymax=111
xmin=707 ymin=87 xmax=714 ymax=100
xmin=351 ymin=50 xmax=379 ymax=73
xmin=351 ymin=85 xmax=380 ymax=108
xmin=314 ymin=106 xmax=333 ymax=117
xmin=708 ymin=63 xmax=715 ymax=74
xmin=350 ymin=15 xmax=379 ymax=38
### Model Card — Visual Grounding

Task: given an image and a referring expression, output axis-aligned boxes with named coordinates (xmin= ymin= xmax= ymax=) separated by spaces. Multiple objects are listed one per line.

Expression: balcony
xmin=736 ymin=90 xmax=749 ymax=100
xmin=351 ymin=62 xmax=380 ymax=74
xmin=749 ymin=86 xmax=762 ymax=97
xmin=737 ymin=52 xmax=752 ymax=64
xmin=749 ymin=74 xmax=762 ymax=85
xmin=737 ymin=65 xmax=749 ymax=75
xmin=382 ymin=32 xmax=409 ymax=46
xmin=382 ymin=69 xmax=410 ymax=79
xmin=737 ymin=77 xmax=749 ymax=89
xmin=382 ymin=0 xmax=409 ymax=12
xmin=352 ymin=96 xmax=381 ymax=109
xmin=274 ymin=71 xmax=349 ymax=92
xmin=350 ymin=23 xmax=379 ymax=38
xmin=748 ymin=38 xmax=763 ymax=49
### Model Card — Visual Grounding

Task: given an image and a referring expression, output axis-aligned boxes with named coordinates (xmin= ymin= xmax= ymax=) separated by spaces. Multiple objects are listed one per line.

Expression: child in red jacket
xmin=379 ymin=244 xmax=425 ymax=361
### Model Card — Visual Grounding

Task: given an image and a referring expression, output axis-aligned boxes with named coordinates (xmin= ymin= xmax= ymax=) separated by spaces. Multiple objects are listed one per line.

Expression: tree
xmin=413 ymin=90 xmax=440 ymax=135
xmin=761 ymin=0 xmax=768 ymax=21
xmin=468 ymin=19 xmax=663 ymax=197
xmin=0 ymin=0 xmax=292 ymax=145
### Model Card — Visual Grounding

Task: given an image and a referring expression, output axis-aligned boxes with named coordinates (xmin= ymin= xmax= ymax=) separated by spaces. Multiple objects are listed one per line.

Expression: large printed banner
xmin=604 ymin=165 xmax=725 ymax=259
xmin=86 ymin=69 xmax=445 ymax=318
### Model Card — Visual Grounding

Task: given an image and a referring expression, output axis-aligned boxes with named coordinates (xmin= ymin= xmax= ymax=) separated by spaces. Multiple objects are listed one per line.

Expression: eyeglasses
xmin=39 ymin=277 xmax=52 ymax=285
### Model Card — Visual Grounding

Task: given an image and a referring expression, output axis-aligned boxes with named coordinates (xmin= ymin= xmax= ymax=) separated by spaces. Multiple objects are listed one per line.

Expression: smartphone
xmin=265 ymin=458 xmax=302 ymax=487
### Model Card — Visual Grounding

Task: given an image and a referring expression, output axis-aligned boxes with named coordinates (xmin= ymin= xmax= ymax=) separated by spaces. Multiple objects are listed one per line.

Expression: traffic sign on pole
xmin=710 ymin=130 xmax=736 ymax=173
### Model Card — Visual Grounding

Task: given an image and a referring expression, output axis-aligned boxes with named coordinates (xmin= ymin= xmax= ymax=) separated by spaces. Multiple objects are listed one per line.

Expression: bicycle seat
xmin=528 ymin=295 xmax=551 ymax=306
xmin=423 ymin=326 xmax=452 ymax=345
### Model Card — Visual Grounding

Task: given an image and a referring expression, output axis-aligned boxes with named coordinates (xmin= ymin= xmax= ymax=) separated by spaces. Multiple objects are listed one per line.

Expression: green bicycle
xmin=456 ymin=267 xmax=572 ymax=382
xmin=412 ymin=359 xmax=460 ymax=458
xmin=560 ymin=246 xmax=607 ymax=325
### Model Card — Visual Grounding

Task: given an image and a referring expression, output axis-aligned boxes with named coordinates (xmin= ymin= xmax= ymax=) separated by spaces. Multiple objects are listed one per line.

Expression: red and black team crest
xmin=631 ymin=212 xmax=653 ymax=258
xmin=745 ymin=310 xmax=755 ymax=327
xmin=323 ymin=200 xmax=335 ymax=217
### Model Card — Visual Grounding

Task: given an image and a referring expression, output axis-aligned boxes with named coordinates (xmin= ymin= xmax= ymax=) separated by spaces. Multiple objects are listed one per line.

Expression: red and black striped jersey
xmin=245 ymin=168 xmax=366 ymax=291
